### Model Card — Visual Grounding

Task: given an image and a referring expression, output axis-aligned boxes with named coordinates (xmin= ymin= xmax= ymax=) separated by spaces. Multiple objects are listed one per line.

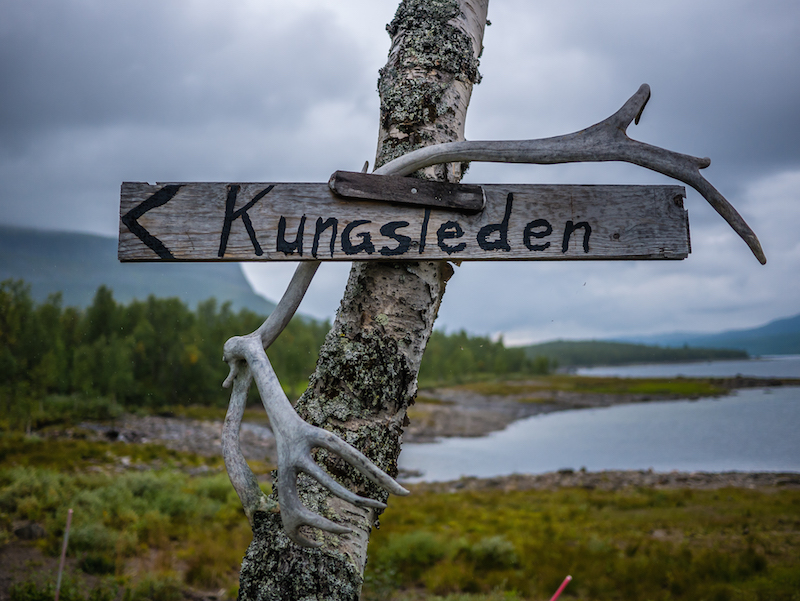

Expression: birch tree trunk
xmin=236 ymin=1 xmax=489 ymax=598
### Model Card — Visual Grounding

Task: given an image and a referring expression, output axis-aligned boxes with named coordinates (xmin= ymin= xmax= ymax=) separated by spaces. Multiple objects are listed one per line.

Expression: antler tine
xmin=298 ymin=458 xmax=389 ymax=510
xmin=277 ymin=465 xmax=352 ymax=548
xmin=221 ymin=363 xmax=277 ymax=526
xmin=608 ymin=83 xmax=651 ymax=129
xmin=375 ymin=84 xmax=766 ymax=264
xmin=311 ymin=429 xmax=409 ymax=497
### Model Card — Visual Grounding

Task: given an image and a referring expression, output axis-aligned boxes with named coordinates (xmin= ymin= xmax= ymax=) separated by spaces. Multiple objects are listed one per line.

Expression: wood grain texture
xmin=329 ymin=171 xmax=485 ymax=212
xmin=119 ymin=182 xmax=690 ymax=262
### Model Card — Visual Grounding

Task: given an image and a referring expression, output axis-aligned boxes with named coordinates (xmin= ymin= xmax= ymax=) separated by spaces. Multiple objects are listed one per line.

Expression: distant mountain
xmin=0 ymin=225 xmax=276 ymax=315
xmin=614 ymin=313 xmax=800 ymax=356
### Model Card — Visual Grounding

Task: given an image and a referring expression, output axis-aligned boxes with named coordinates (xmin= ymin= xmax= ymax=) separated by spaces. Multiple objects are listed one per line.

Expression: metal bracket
xmin=329 ymin=170 xmax=485 ymax=213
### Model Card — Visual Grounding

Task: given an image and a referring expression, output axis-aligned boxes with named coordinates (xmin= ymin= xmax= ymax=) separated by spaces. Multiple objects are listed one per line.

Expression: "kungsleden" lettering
xmin=257 ymin=193 xmax=592 ymax=259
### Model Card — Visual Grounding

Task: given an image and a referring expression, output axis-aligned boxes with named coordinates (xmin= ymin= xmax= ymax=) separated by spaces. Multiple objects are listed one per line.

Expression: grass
xmin=2 ymin=376 xmax=798 ymax=601
xmin=0 ymin=434 xmax=260 ymax=597
xmin=0 ymin=433 xmax=225 ymax=473
xmin=160 ymin=404 xmax=271 ymax=424
xmin=450 ymin=375 xmax=727 ymax=399
xmin=0 ymin=461 xmax=255 ymax=583
xmin=2 ymin=435 xmax=798 ymax=601
xmin=363 ymin=485 xmax=800 ymax=600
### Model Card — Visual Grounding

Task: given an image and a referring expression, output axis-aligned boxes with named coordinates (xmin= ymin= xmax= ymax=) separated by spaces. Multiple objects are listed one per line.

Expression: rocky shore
xmin=80 ymin=414 xmax=276 ymax=462
xmin=71 ymin=375 xmax=798 ymax=461
xmin=409 ymin=469 xmax=800 ymax=494
xmin=403 ymin=375 xmax=800 ymax=442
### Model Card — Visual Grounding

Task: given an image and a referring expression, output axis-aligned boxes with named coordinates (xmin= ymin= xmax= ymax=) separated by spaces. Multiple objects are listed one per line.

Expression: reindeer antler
xmin=375 ymin=84 xmax=766 ymax=264
xmin=222 ymin=84 xmax=766 ymax=549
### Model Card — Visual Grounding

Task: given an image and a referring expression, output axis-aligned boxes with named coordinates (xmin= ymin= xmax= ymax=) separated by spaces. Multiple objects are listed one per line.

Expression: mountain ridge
xmin=2 ymin=225 xmax=796 ymax=357
xmin=0 ymin=225 xmax=277 ymax=315
xmin=611 ymin=312 xmax=800 ymax=356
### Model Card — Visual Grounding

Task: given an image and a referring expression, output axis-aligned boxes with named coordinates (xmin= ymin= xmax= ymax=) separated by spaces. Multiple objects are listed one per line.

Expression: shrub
xmin=462 ymin=535 xmax=518 ymax=571
xmin=123 ymin=575 xmax=183 ymax=601
xmin=9 ymin=578 xmax=115 ymax=601
xmin=79 ymin=552 xmax=116 ymax=575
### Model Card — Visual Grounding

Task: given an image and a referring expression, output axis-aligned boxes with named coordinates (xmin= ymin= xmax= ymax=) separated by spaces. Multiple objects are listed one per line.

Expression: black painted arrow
xmin=120 ymin=184 xmax=183 ymax=259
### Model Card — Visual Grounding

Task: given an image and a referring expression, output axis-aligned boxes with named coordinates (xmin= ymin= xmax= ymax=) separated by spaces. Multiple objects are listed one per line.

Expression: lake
xmin=577 ymin=354 xmax=800 ymax=378
xmin=399 ymin=358 xmax=800 ymax=482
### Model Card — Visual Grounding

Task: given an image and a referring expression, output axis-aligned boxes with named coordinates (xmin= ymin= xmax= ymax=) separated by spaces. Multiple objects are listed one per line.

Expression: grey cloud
xmin=470 ymin=1 xmax=800 ymax=182
xmin=1 ymin=1 xmax=798 ymax=343
xmin=1 ymin=0 xmax=369 ymax=139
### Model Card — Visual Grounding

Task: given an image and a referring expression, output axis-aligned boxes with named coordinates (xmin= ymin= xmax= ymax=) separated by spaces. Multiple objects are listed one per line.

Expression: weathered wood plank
xmin=118 ymin=182 xmax=690 ymax=262
xmin=329 ymin=171 xmax=485 ymax=213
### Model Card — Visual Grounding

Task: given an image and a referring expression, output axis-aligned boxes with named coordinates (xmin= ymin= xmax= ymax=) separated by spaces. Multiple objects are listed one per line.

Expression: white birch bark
xmin=235 ymin=2 xmax=489 ymax=598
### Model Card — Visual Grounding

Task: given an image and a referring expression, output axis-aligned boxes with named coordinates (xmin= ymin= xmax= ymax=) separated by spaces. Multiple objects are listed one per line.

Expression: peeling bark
xmin=236 ymin=2 xmax=488 ymax=599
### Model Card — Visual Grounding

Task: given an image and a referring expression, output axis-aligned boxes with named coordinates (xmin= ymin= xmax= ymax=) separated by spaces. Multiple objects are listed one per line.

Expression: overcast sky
xmin=2 ymin=0 xmax=798 ymax=344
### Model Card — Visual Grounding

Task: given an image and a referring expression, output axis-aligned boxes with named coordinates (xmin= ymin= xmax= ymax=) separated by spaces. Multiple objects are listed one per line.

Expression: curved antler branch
xmin=375 ymin=84 xmax=766 ymax=264
xmin=222 ymin=164 xmax=411 ymax=547
xmin=221 ymin=261 xmax=320 ymax=527
xmin=223 ymin=333 xmax=408 ymax=547
xmin=221 ymin=361 xmax=277 ymax=524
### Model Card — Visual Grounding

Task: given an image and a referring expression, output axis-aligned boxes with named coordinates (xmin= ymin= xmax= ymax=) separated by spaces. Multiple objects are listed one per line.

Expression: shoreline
xmin=59 ymin=376 xmax=800 ymax=462
xmin=406 ymin=469 xmax=800 ymax=493
xmin=404 ymin=376 xmax=800 ymax=442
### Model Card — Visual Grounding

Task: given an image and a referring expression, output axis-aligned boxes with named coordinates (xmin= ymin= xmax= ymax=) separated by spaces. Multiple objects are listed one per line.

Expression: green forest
xmin=0 ymin=279 xmax=323 ymax=431
xmin=0 ymin=278 xmax=753 ymax=433
xmin=524 ymin=340 xmax=747 ymax=367
xmin=0 ymin=280 xmax=554 ymax=431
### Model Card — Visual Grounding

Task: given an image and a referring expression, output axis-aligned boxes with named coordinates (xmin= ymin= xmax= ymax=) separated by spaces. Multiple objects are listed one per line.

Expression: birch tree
xmin=235 ymin=0 xmax=490 ymax=598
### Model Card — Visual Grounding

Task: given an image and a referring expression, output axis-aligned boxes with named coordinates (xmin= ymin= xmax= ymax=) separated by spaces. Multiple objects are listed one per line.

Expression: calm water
xmin=399 ymin=385 xmax=800 ymax=482
xmin=577 ymin=354 xmax=800 ymax=378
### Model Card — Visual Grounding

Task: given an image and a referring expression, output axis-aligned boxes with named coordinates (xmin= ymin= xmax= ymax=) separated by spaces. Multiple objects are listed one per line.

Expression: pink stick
xmin=549 ymin=575 xmax=572 ymax=601
xmin=55 ymin=508 xmax=73 ymax=601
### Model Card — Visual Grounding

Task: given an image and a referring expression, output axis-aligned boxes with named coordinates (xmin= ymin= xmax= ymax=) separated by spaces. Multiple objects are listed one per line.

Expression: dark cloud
xmin=1 ymin=0 xmax=379 ymax=232
xmin=2 ymin=0 xmax=798 ymax=341
xmin=1 ymin=0 xmax=369 ymax=140
xmin=469 ymin=1 xmax=800 ymax=181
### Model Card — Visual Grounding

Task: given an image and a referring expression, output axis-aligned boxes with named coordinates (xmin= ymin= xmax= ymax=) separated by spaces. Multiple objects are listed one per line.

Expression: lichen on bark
xmin=238 ymin=511 xmax=362 ymax=601
xmin=376 ymin=0 xmax=484 ymax=181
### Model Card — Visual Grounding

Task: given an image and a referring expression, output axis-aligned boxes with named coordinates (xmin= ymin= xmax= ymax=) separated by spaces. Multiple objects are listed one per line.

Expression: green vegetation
xmin=2 ymin=279 xmax=792 ymax=599
xmin=523 ymin=340 xmax=748 ymax=368
xmin=0 ymin=433 xmax=234 ymax=474
xmin=453 ymin=375 xmax=727 ymax=399
xmin=0 ymin=436 xmax=252 ymax=596
xmin=0 ymin=279 xmax=329 ymax=430
xmin=363 ymin=485 xmax=800 ymax=601
xmin=419 ymin=330 xmax=556 ymax=387
xmin=0 ymin=280 xmax=556 ymax=432
xmin=9 ymin=574 xmax=117 ymax=601
xmin=2 ymin=436 xmax=798 ymax=600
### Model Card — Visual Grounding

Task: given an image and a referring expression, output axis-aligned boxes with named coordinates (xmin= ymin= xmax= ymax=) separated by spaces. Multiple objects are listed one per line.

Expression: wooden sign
xmin=119 ymin=182 xmax=690 ymax=262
